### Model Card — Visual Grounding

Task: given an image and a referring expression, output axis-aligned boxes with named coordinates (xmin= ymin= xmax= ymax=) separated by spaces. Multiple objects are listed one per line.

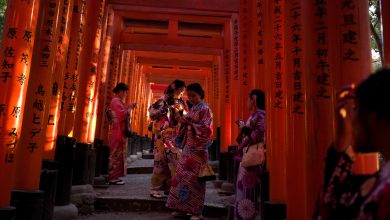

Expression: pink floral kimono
xmin=149 ymin=96 xmax=182 ymax=193
xmin=108 ymin=96 xmax=128 ymax=181
xmin=166 ymin=101 xmax=213 ymax=215
xmin=234 ymin=109 xmax=265 ymax=220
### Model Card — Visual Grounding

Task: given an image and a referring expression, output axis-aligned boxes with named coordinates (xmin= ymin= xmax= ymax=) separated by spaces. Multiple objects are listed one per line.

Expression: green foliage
xmin=369 ymin=0 xmax=383 ymax=69
xmin=0 ymin=0 xmax=7 ymax=42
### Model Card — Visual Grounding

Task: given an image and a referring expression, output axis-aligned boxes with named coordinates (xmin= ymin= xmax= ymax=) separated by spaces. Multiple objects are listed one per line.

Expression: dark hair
xmin=168 ymin=80 xmax=186 ymax=91
xmin=113 ymin=83 xmax=128 ymax=94
xmin=187 ymin=83 xmax=205 ymax=99
xmin=355 ymin=68 xmax=390 ymax=122
xmin=249 ymin=89 xmax=265 ymax=110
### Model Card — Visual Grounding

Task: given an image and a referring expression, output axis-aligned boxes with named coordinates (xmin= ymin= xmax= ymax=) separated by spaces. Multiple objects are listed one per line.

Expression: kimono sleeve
xmin=111 ymin=98 xmax=128 ymax=122
xmin=239 ymin=111 xmax=265 ymax=147
xmin=192 ymin=106 xmax=213 ymax=146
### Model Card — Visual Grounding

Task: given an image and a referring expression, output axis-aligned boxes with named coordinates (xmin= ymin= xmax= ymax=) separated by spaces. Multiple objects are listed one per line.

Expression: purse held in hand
xmin=241 ymin=142 xmax=265 ymax=168
xmin=198 ymin=163 xmax=216 ymax=182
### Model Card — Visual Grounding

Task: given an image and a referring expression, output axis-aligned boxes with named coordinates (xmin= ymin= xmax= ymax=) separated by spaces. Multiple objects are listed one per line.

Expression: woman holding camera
xmin=148 ymin=80 xmax=186 ymax=198
xmin=109 ymin=83 xmax=136 ymax=185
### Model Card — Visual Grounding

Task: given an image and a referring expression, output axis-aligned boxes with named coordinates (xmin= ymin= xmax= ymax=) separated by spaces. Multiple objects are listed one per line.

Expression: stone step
xmin=127 ymin=158 xmax=154 ymax=174
xmin=142 ymin=153 xmax=154 ymax=159
xmin=75 ymin=211 xmax=226 ymax=220
xmin=94 ymin=197 xmax=227 ymax=218
xmin=127 ymin=166 xmax=153 ymax=174
xmin=93 ymin=174 xmax=231 ymax=218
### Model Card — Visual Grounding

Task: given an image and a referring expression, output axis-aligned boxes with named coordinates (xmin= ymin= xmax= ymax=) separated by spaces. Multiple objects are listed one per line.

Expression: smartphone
xmin=235 ymin=119 xmax=245 ymax=127
xmin=337 ymin=83 xmax=355 ymax=101
xmin=337 ymin=83 xmax=356 ymax=119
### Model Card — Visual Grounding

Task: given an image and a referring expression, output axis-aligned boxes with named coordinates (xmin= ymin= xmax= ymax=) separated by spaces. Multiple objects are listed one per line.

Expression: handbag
xmin=124 ymin=114 xmax=133 ymax=137
xmin=198 ymin=163 xmax=216 ymax=182
xmin=241 ymin=142 xmax=265 ymax=168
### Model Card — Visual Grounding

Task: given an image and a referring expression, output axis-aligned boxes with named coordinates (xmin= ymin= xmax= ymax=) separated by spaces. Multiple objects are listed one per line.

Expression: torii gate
xmin=0 ymin=0 xmax=385 ymax=220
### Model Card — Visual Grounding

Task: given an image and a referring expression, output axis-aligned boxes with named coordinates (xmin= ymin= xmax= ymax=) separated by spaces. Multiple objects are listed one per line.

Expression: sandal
xmin=190 ymin=215 xmax=203 ymax=220
xmin=150 ymin=191 xmax=163 ymax=199
xmin=109 ymin=180 xmax=125 ymax=185
xmin=171 ymin=211 xmax=187 ymax=217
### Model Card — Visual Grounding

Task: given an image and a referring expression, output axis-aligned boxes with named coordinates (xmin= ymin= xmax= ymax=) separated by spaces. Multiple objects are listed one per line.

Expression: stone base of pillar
xmin=71 ymin=185 xmax=95 ymax=215
xmin=263 ymin=201 xmax=286 ymax=220
xmin=40 ymin=160 xmax=59 ymax=220
xmin=93 ymin=176 xmax=109 ymax=188
xmin=0 ymin=207 xmax=16 ymax=220
xmin=218 ymin=181 xmax=235 ymax=195
xmin=53 ymin=204 xmax=78 ymax=220
xmin=55 ymin=136 xmax=76 ymax=206
xmin=10 ymin=190 xmax=44 ymax=220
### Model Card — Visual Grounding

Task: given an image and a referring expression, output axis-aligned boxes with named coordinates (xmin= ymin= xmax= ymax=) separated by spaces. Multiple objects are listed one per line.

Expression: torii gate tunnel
xmin=0 ymin=0 xmax=389 ymax=219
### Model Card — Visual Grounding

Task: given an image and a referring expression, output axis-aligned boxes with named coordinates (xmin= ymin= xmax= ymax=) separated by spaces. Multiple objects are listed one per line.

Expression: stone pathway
xmin=75 ymin=211 xmax=225 ymax=220
xmin=80 ymin=158 xmax=234 ymax=219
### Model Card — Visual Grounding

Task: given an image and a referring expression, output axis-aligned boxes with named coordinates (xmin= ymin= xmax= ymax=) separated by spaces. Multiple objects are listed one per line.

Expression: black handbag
xmin=124 ymin=114 xmax=133 ymax=137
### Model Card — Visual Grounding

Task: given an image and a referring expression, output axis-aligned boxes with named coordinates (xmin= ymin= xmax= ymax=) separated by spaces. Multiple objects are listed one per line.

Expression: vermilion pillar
xmin=381 ymin=0 xmax=390 ymax=65
xmin=101 ymin=45 xmax=119 ymax=144
xmin=285 ymin=0 xmax=309 ymax=218
xmin=57 ymin=0 xmax=86 ymax=136
xmin=219 ymin=20 xmax=232 ymax=152
xmin=239 ymin=0 xmax=254 ymax=120
xmin=73 ymin=0 xmax=105 ymax=143
xmin=230 ymin=14 xmax=240 ymax=145
xmin=129 ymin=63 xmax=141 ymax=133
xmin=14 ymin=0 xmax=62 ymax=190
xmin=95 ymin=8 xmax=114 ymax=144
xmin=330 ymin=0 xmax=372 ymax=89
xmin=211 ymin=58 xmax=221 ymax=129
xmin=252 ymin=0 xmax=267 ymax=91
xmin=0 ymin=0 xmax=40 ymax=207
xmin=87 ymin=0 xmax=107 ymax=143
xmin=306 ymin=0 xmax=336 ymax=217
xmin=125 ymin=51 xmax=135 ymax=105
xmin=43 ymin=0 xmax=75 ymax=160
xmin=112 ymin=45 xmax=121 ymax=86
xmin=267 ymin=0 xmax=287 ymax=205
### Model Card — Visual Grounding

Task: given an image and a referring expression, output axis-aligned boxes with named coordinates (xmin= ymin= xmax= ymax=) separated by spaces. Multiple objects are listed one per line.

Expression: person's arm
xmin=184 ymin=106 xmax=213 ymax=146
xmin=111 ymin=99 xmax=128 ymax=122
xmin=240 ymin=111 xmax=265 ymax=148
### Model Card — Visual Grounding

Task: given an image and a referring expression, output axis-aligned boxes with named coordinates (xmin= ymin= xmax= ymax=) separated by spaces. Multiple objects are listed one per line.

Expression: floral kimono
xmin=166 ymin=101 xmax=213 ymax=215
xmin=235 ymin=109 xmax=266 ymax=220
xmin=359 ymin=162 xmax=390 ymax=219
xmin=149 ymin=96 xmax=181 ymax=193
xmin=108 ymin=96 xmax=128 ymax=181
xmin=314 ymin=147 xmax=390 ymax=220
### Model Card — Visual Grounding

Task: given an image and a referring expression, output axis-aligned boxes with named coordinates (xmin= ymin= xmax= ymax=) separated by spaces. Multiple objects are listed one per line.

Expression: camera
xmin=166 ymin=96 xmax=175 ymax=105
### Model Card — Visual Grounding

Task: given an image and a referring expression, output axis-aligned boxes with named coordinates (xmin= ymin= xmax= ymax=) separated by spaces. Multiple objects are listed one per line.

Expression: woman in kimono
xmin=314 ymin=68 xmax=390 ymax=219
xmin=149 ymin=80 xmax=186 ymax=198
xmin=166 ymin=83 xmax=213 ymax=220
xmin=109 ymin=83 xmax=136 ymax=185
xmin=234 ymin=89 xmax=266 ymax=220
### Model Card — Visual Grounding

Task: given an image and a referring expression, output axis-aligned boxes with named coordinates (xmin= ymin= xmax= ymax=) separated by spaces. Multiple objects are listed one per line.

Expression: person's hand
xmin=334 ymin=84 xmax=355 ymax=152
xmin=235 ymin=119 xmax=245 ymax=129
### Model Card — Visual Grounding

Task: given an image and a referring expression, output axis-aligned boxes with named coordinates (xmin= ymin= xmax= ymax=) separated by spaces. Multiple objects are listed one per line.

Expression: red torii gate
xmin=0 ymin=0 xmax=382 ymax=220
